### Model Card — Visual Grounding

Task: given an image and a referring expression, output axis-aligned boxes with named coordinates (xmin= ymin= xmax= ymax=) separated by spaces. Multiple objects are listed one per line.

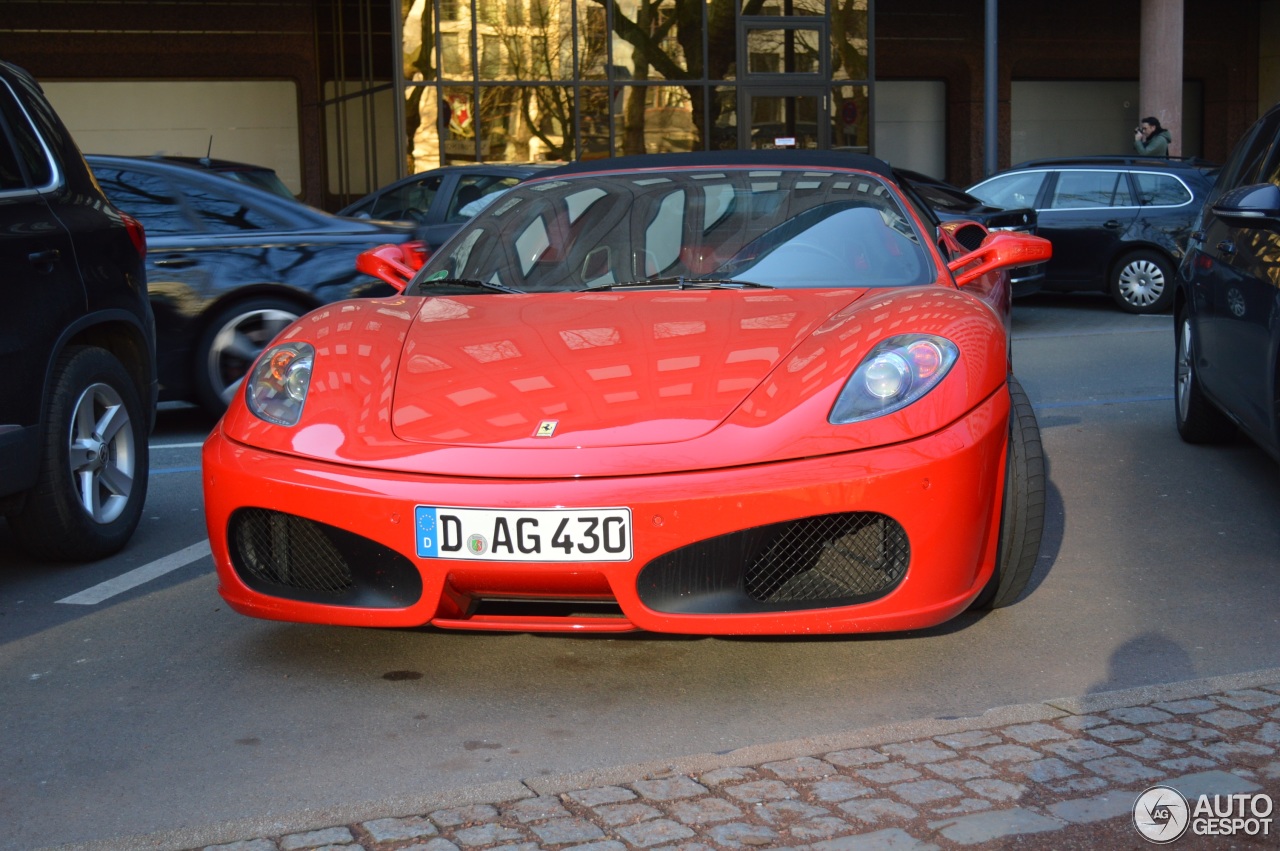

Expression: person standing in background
xmin=1133 ymin=117 xmax=1171 ymax=156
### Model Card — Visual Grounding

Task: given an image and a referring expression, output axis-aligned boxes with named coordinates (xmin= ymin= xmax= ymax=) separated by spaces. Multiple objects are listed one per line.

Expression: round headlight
xmin=830 ymin=334 xmax=959 ymax=425
xmin=283 ymin=355 xmax=312 ymax=401
xmin=246 ymin=341 xmax=315 ymax=426
xmin=864 ymin=352 xmax=911 ymax=399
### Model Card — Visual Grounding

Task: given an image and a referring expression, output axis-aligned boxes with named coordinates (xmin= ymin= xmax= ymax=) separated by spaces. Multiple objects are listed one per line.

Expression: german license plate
xmin=414 ymin=505 xmax=633 ymax=562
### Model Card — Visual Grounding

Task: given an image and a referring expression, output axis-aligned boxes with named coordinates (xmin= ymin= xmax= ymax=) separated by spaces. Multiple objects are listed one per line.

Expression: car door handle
xmin=153 ymin=255 xmax=197 ymax=269
xmin=28 ymin=248 xmax=61 ymax=267
xmin=1103 ymin=220 xmax=1124 ymax=230
xmin=1216 ymin=240 xmax=1236 ymax=256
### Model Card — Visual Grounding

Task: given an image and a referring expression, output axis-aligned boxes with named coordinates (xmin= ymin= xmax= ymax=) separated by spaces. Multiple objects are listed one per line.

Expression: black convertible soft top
xmin=539 ymin=149 xmax=896 ymax=181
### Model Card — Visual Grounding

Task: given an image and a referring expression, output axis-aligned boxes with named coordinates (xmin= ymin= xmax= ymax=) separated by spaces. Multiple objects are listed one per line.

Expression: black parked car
xmin=0 ymin=62 xmax=156 ymax=561
xmin=968 ymin=156 xmax=1217 ymax=313
xmin=86 ymin=155 xmax=421 ymax=416
xmin=154 ymin=155 xmax=297 ymax=200
xmin=338 ymin=163 xmax=557 ymax=248
xmin=894 ymin=168 xmax=1044 ymax=297
xmin=1174 ymin=101 xmax=1280 ymax=461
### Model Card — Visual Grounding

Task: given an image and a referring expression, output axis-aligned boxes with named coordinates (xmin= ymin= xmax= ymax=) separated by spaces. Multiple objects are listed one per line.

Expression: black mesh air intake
xmin=637 ymin=512 xmax=908 ymax=614
xmin=952 ymin=223 xmax=988 ymax=251
xmin=228 ymin=508 xmax=422 ymax=608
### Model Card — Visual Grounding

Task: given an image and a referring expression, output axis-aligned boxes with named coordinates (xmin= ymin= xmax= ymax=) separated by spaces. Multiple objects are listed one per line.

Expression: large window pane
xmin=831 ymin=83 xmax=867 ymax=151
xmin=612 ymin=0 xmax=689 ymax=82
xmin=579 ymin=2 xmax=609 ymax=80
xmin=711 ymin=85 xmax=737 ymax=149
xmin=405 ymin=84 xmax=444 ymax=171
xmin=615 ymin=85 xmax=698 ymax=154
xmin=440 ymin=30 xmax=473 ymax=79
xmin=480 ymin=85 xmax=574 ymax=161
xmin=580 ymin=86 xmax=614 ymax=158
xmin=748 ymin=0 xmax=825 ymax=14
xmin=746 ymin=26 xmax=821 ymax=75
xmin=831 ymin=0 xmax=867 ymax=81
xmin=442 ymin=86 xmax=479 ymax=161
xmin=404 ymin=0 xmax=438 ymax=82
xmin=481 ymin=0 xmax=573 ymax=81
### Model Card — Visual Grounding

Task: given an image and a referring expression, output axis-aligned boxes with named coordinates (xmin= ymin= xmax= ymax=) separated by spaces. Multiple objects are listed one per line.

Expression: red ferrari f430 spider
xmin=203 ymin=151 xmax=1051 ymax=635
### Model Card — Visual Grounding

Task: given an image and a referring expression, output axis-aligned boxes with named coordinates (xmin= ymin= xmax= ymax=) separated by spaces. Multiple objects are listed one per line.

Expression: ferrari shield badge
xmin=535 ymin=420 xmax=558 ymax=437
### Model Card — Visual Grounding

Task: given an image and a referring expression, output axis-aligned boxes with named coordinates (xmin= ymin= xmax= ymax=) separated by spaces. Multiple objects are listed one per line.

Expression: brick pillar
xmin=1140 ymin=0 xmax=1184 ymax=156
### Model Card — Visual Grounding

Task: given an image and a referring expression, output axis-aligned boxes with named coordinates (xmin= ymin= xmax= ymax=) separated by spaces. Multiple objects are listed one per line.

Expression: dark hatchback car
xmin=85 ymin=154 xmax=420 ymax=416
xmin=1175 ymin=101 xmax=1280 ymax=461
xmin=968 ymin=156 xmax=1217 ymax=313
xmin=895 ymin=168 xmax=1044 ymax=297
xmin=155 ymin=155 xmax=298 ymax=200
xmin=0 ymin=62 xmax=156 ymax=561
xmin=338 ymin=162 xmax=556 ymax=248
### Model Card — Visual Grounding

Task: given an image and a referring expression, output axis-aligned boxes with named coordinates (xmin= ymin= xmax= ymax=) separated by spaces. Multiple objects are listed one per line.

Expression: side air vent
xmin=228 ymin=508 xmax=422 ymax=608
xmin=637 ymin=512 xmax=908 ymax=614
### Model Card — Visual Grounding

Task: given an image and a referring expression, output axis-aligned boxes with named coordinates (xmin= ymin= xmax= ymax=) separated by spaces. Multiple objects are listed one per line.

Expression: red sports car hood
xmin=390 ymin=289 xmax=866 ymax=448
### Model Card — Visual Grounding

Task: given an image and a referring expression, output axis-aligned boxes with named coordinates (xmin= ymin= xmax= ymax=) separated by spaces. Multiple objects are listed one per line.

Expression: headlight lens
xmin=830 ymin=335 xmax=958 ymax=424
xmin=245 ymin=342 xmax=314 ymax=426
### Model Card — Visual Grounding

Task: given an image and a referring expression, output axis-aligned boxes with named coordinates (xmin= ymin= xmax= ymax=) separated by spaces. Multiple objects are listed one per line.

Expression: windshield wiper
xmin=416 ymin=277 xmax=524 ymax=295
xmin=585 ymin=276 xmax=772 ymax=292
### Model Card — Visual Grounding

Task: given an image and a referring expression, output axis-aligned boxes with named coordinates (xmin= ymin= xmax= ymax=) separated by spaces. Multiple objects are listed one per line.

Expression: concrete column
xmin=1139 ymin=0 xmax=1184 ymax=156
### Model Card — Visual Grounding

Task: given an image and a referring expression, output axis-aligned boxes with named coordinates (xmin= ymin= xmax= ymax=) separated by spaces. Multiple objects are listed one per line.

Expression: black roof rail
xmin=1012 ymin=155 xmax=1220 ymax=170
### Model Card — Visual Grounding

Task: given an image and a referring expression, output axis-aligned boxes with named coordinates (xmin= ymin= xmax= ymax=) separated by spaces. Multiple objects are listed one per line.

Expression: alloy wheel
xmin=67 ymin=381 xmax=137 ymax=524
xmin=206 ymin=307 xmax=299 ymax=406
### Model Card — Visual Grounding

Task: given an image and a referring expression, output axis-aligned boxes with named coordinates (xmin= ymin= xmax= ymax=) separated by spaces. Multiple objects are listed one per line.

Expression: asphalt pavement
xmin=42 ymin=667 xmax=1280 ymax=851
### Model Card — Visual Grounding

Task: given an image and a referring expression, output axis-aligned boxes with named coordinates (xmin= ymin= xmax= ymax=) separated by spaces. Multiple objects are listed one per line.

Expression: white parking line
xmin=56 ymin=540 xmax=212 ymax=605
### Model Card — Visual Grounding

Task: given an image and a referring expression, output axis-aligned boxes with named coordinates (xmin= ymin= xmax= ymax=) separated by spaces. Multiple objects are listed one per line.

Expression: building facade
xmin=1 ymin=0 xmax=1274 ymax=210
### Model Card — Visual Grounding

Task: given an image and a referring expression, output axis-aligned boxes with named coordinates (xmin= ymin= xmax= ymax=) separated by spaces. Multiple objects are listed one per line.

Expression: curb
xmin=40 ymin=666 xmax=1280 ymax=851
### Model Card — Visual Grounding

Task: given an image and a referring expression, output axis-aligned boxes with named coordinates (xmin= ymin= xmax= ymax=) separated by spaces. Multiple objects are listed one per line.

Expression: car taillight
xmin=120 ymin=212 xmax=146 ymax=260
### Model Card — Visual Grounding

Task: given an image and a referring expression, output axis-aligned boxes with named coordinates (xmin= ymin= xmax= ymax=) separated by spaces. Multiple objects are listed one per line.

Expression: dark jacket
xmin=1134 ymin=128 xmax=1172 ymax=157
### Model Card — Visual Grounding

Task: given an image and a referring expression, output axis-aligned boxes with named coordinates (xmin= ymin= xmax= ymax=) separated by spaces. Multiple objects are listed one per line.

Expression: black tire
xmin=1110 ymin=249 xmax=1175 ymax=314
xmin=194 ymin=297 xmax=303 ymax=417
xmin=971 ymin=376 xmax=1045 ymax=610
xmin=8 ymin=346 xmax=150 ymax=562
xmin=1174 ymin=312 xmax=1235 ymax=444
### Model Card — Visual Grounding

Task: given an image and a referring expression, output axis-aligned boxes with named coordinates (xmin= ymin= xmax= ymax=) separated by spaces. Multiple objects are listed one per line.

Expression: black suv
xmin=0 ymin=62 xmax=155 ymax=561
xmin=1174 ymin=101 xmax=1280 ymax=462
xmin=968 ymin=156 xmax=1217 ymax=313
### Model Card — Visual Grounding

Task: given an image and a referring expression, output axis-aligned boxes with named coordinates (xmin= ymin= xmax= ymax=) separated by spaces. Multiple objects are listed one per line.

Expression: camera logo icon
xmin=1134 ymin=785 xmax=1190 ymax=843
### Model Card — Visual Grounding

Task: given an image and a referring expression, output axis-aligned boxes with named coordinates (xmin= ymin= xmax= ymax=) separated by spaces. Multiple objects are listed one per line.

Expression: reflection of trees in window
xmin=746 ymin=28 xmax=821 ymax=74
xmin=481 ymin=34 xmax=504 ymax=77
xmin=477 ymin=84 xmax=573 ymax=160
xmin=403 ymin=0 xmax=436 ymax=172
xmin=831 ymin=0 xmax=868 ymax=81
xmin=477 ymin=0 xmax=594 ymax=159
xmin=403 ymin=0 xmax=864 ymax=165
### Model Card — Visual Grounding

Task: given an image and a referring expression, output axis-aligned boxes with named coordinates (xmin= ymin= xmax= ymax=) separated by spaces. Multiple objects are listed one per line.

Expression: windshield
xmin=412 ymin=166 xmax=933 ymax=293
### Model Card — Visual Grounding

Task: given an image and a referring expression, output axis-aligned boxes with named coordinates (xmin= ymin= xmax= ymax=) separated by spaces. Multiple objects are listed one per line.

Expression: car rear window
xmin=1132 ymin=172 xmax=1191 ymax=206
xmin=93 ymin=167 xmax=190 ymax=234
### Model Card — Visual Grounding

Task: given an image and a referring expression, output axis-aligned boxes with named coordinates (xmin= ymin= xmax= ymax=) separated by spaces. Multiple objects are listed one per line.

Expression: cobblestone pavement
xmin=47 ymin=669 xmax=1280 ymax=851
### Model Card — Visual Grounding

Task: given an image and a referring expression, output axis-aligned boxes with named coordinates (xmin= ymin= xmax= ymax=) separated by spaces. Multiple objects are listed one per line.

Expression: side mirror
xmin=1211 ymin=183 xmax=1280 ymax=230
xmin=356 ymin=242 xmax=430 ymax=293
xmin=948 ymin=231 xmax=1052 ymax=289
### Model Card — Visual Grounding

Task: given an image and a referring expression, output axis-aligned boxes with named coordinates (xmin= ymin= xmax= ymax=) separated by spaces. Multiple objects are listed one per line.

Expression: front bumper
xmin=203 ymin=389 xmax=1009 ymax=635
